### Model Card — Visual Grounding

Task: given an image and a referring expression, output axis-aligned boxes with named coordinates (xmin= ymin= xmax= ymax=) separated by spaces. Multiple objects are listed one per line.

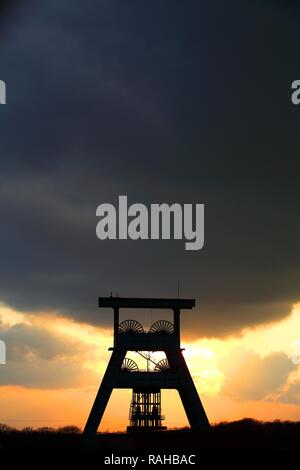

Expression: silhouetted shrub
xmin=0 ymin=423 xmax=15 ymax=433
xmin=57 ymin=426 xmax=81 ymax=434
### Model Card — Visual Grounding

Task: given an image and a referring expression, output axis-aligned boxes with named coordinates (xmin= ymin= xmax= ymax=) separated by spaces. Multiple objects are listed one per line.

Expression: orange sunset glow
xmin=1 ymin=302 xmax=300 ymax=431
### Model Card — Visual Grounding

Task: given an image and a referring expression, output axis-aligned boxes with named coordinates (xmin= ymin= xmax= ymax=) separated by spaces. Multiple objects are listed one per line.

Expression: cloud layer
xmin=0 ymin=313 xmax=98 ymax=388
xmin=0 ymin=1 xmax=300 ymax=336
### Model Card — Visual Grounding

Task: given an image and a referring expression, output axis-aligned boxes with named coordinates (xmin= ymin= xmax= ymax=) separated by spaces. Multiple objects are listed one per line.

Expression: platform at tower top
xmin=98 ymin=297 xmax=195 ymax=310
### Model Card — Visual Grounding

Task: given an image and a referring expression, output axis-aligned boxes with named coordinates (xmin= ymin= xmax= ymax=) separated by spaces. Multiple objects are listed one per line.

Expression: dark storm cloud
xmin=0 ymin=0 xmax=300 ymax=336
xmin=0 ymin=1 xmax=24 ymax=28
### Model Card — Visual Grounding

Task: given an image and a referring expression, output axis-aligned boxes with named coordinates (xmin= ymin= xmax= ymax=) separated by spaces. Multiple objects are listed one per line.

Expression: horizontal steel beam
xmin=116 ymin=371 xmax=179 ymax=389
xmin=99 ymin=297 xmax=195 ymax=310
xmin=116 ymin=333 xmax=179 ymax=351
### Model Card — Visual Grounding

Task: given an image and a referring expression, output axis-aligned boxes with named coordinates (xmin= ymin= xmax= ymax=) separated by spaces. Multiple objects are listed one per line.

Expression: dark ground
xmin=0 ymin=419 xmax=300 ymax=452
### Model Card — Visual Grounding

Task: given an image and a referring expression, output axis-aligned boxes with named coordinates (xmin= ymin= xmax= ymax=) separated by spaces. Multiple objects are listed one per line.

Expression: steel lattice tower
xmin=84 ymin=297 xmax=210 ymax=435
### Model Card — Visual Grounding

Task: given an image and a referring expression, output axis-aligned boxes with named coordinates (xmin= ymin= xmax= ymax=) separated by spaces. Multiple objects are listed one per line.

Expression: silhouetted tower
xmin=84 ymin=297 xmax=210 ymax=435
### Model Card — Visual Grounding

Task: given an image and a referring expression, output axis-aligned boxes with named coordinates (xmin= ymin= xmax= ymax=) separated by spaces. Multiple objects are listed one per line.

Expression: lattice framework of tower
xmin=83 ymin=297 xmax=210 ymax=435
xmin=128 ymin=388 xmax=166 ymax=432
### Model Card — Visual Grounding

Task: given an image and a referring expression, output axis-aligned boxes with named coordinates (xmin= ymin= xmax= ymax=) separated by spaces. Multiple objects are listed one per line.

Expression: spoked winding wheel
xmin=121 ymin=358 xmax=139 ymax=372
xmin=154 ymin=359 xmax=170 ymax=372
xmin=118 ymin=319 xmax=144 ymax=333
xmin=149 ymin=320 xmax=174 ymax=334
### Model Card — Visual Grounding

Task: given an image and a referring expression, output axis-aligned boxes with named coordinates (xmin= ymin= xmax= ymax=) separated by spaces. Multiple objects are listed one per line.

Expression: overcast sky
xmin=0 ymin=0 xmax=300 ymax=337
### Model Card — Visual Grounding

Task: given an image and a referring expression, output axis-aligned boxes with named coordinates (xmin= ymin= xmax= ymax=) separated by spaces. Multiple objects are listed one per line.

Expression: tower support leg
xmin=83 ymin=348 xmax=126 ymax=436
xmin=166 ymin=350 xmax=210 ymax=430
